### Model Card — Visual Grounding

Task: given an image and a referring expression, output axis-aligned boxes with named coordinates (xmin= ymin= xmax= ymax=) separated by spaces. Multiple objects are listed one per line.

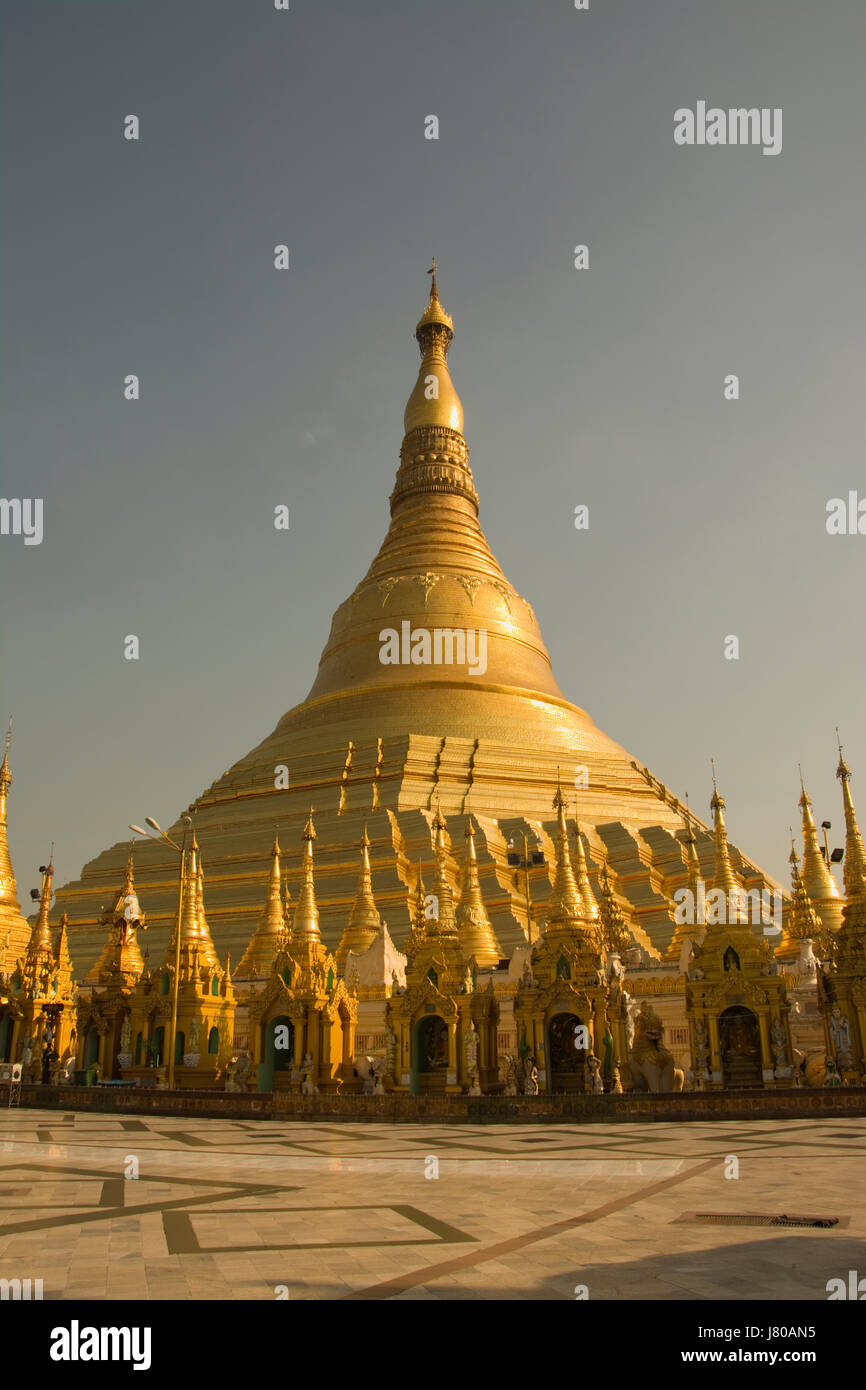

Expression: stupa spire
xmin=0 ymin=718 xmax=20 ymax=912
xmin=572 ymin=798 xmax=599 ymax=923
xmin=836 ymin=733 xmax=866 ymax=899
xmin=709 ymin=763 xmax=741 ymax=905
xmin=349 ymin=827 xmax=381 ymax=934
xmin=597 ymin=863 xmax=631 ymax=956
xmin=547 ymin=784 xmax=582 ymax=925
xmin=430 ymin=803 xmax=457 ymax=934
xmin=293 ymin=811 xmax=321 ymax=941
xmin=0 ymin=717 xmax=30 ymax=968
xmin=236 ymin=833 xmax=289 ymax=977
xmin=30 ymin=852 xmax=55 ymax=954
xmin=798 ymin=767 xmax=841 ymax=905
xmin=55 ymin=910 xmax=73 ymax=982
xmin=336 ymin=827 xmax=382 ymax=969
xmin=455 ymin=816 xmax=500 ymax=964
xmin=165 ymin=835 xmax=220 ymax=970
xmin=682 ymin=795 xmax=702 ymax=896
xmin=787 ymin=837 xmax=820 ymax=941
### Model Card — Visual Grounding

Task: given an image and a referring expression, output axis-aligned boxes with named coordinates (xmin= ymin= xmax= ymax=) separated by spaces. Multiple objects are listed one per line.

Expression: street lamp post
xmin=130 ymin=813 xmax=192 ymax=1089
xmin=507 ymin=829 xmax=546 ymax=943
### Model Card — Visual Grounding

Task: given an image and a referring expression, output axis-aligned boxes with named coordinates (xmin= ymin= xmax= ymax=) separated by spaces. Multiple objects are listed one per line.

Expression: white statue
xmin=384 ymin=1024 xmax=397 ymax=1076
xmin=503 ymin=1054 xmax=518 ymax=1096
xmin=798 ymin=939 xmax=818 ymax=977
xmin=301 ymin=1051 xmax=317 ymax=1095
xmin=829 ymin=1006 xmax=854 ymax=1069
xmin=188 ymin=1019 xmax=200 ymax=1053
xmin=464 ymin=1022 xmax=480 ymax=1076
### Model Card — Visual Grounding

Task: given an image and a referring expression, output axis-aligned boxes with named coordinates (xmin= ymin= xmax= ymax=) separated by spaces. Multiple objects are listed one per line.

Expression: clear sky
xmin=2 ymin=0 xmax=864 ymax=906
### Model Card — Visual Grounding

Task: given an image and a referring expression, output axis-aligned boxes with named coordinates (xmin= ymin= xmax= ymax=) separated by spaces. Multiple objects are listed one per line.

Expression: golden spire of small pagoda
xmin=682 ymin=793 xmax=702 ymax=896
xmin=237 ymin=833 xmax=288 ymax=978
xmin=0 ymin=717 xmax=20 ymax=911
xmin=165 ymin=834 xmax=219 ymax=970
xmin=0 ymin=716 xmax=31 ymax=969
xmin=402 ymin=861 xmax=429 ymax=962
xmin=836 ymin=732 xmax=866 ymax=899
xmin=778 ymin=834 xmax=821 ymax=959
xmin=336 ymin=826 xmax=383 ymax=970
xmin=597 ymin=862 xmax=631 ymax=956
xmin=709 ymin=762 xmax=742 ymax=908
xmin=798 ymin=766 xmax=841 ymax=906
xmin=88 ymin=840 xmax=146 ymax=981
xmin=54 ymin=911 xmax=74 ymax=989
xmin=571 ymin=797 xmax=599 ymax=923
xmin=455 ymin=816 xmax=500 ymax=965
xmin=28 ymin=850 xmax=55 ymax=959
xmin=403 ymin=263 xmax=464 ymax=437
xmin=349 ymin=827 xmax=381 ymax=935
xmin=547 ymin=782 xmax=583 ymax=926
xmin=292 ymin=810 xmax=321 ymax=941
xmin=412 ymin=861 xmax=427 ymax=932
xmin=430 ymin=802 xmax=457 ymax=934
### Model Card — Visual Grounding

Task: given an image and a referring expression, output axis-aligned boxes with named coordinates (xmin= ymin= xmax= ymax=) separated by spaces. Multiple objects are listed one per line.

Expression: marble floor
xmin=1 ymin=1108 xmax=864 ymax=1300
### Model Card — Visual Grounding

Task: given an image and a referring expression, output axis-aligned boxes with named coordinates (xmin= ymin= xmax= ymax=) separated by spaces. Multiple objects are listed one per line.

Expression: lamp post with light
xmin=129 ymin=813 xmax=192 ymax=1090
xmin=506 ymin=829 xmax=546 ymax=943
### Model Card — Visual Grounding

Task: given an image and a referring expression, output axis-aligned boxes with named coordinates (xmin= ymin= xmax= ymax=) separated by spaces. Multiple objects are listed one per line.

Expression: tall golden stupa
xmin=53 ymin=268 xmax=780 ymax=973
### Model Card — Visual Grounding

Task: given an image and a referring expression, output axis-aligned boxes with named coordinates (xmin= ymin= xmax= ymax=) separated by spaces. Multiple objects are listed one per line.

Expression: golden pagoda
xmin=125 ymin=837 xmax=234 ymax=1087
xmin=6 ymin=854 xmax=77 ymax=1080
xmin=246 ymin=813 xmax=357 ymax=1093
xmin=819 ymin=741 xmax=866 ymax=1083
xmin=685 ymin=777 xmax=792 ymax=1089
xmin=0 ymin=720 xmax=34 ymax=980
xmin=387 ymin=804 xmax=499 ymax=1094
xmin=75 ymin=847 xmax=148 ymax=1079
xmin=235 ymin=834 xmax=291 ymax=981
xmin=50 ymin=270 xmax=783 ymax=983
xmin=513 ymin=787 xmax=617 ymax=1093
xmin=335 ymin=828 xmax=383 ymax=972
xmin=798 ymin=771 xmax=844 ymax=936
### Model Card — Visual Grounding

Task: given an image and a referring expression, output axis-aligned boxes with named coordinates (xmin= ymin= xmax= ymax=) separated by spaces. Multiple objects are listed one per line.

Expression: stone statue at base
xmin=463 ymin=1021 xmax=480 ymax=1076
xmin=630 ymin=1002 xmax=684 ymax=1093
xmin=524 ymin=1060 xmax=539 ymax=1096
xmin=829 ymin=1005 xmax=854 ymax=1070
xmin=585 ymin=1054 xmax=604 ymax=1095
xmin=300 ymin=1051 xmax=317 ymax=1096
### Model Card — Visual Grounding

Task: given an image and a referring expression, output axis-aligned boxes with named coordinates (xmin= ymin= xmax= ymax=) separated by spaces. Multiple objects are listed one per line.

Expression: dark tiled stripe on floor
xmin=1 ymin=1182 xmax=287 ymax=1236
xmin=154 ymin=1130 xmax=211 ymax=1146
xmin=342 ymin=1157 xmax=719 ymax=1300
xmin=120 ymin=1120 xmax=149 ymax=1132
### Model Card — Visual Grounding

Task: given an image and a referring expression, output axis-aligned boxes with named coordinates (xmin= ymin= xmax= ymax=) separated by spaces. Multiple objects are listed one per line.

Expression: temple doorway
xmin=410 ymin=1014 xmax=449 ymax=1095
xmin=0 ymin=1013 xmax=12 ymax=1061
xmin=259 ymin=1015 xmax=294 ymax=1092
xmin=546 ymin=1012 xmax=586 ymax=1093
xmin=84 ymin=1027 xmax=100 ymax=1068
xmin=720 ymin=1005 xmax=762 ymax=1089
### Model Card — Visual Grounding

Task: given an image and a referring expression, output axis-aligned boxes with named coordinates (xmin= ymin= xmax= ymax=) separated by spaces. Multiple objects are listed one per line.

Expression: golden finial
xmin=304 ymin=808 xmax=316 ymax=841
xmin=427 ymin=258 xmax=438 ymax=301
xmin=835 ymin=727 xmax=850 ymax=780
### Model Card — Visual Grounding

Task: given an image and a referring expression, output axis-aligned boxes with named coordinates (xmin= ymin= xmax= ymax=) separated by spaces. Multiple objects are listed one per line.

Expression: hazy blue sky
xmin=2 ymin=0 xmax=864 ymax=904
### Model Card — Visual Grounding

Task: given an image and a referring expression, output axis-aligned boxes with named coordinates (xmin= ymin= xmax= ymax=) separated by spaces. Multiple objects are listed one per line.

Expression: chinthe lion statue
xmin=630 ymin=1003 xmax=685 ymax=1093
